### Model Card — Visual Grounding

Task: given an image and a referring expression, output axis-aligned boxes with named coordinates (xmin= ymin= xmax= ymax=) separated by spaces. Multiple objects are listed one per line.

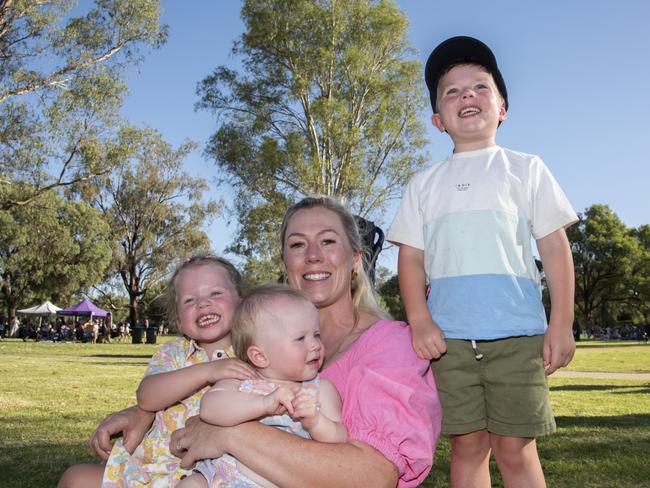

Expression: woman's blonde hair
xmin=231 ymin=283 xmax=312 ymax=365
xmin=165 ymin=255 xmax=243 ymax=328
xmin=280 ymin=196 xmax=389 ymax=320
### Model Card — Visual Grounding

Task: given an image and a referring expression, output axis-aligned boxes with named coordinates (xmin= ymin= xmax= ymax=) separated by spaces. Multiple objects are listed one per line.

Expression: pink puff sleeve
xmin=321 ymin=320 xmax=442 ymax=488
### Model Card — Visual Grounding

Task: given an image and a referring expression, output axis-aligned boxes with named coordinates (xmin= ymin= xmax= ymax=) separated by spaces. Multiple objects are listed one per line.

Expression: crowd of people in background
xmin=0 ymin=314 xmax=168 ymax=343
xmin=582 ymin=324 xmax=649 ymax=342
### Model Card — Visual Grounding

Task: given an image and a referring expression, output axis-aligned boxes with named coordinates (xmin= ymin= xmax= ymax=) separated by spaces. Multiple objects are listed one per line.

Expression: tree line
xmin=1 ymin=1 xmax=648 ymax=331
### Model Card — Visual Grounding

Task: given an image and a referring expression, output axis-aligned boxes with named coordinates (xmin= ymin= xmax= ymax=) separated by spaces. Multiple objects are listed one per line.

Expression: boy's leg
xmin=57 ymin=463 xmax=104 ymax=488
xmin=450 ymin=430 xmax=491 ymax=488
xmin=490 ymin=434 xmax=545 ymax=488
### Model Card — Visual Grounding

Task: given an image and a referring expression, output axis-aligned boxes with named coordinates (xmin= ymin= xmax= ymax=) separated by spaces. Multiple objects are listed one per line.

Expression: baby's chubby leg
xmin=177 ymin=472 xmax=209 ymax=488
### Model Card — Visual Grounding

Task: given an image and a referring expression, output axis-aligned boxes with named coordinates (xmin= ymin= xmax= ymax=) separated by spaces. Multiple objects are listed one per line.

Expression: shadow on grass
xmin=551 ymin=383 xmax=650 ymax=393
xmin=556 ymin=413 xmax=650 ymax=429
xmin=576 ymin=342 xmax=650 ymax=349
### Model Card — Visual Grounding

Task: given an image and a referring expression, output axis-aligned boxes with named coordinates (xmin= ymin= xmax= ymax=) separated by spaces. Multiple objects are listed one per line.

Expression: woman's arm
xmin=171 ymin=417 xmax=397 ymax=488
xmin=89 ymin=405 xmax=155 ymax=460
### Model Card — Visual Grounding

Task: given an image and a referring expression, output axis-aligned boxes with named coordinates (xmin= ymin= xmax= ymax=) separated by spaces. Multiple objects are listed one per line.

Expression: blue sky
xmin=119 ymin=0 xmax=650 ymax=272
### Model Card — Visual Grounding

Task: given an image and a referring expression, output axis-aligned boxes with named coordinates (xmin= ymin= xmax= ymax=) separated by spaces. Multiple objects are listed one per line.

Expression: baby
xmin=179 ymin=283 xmax=347 ymax=488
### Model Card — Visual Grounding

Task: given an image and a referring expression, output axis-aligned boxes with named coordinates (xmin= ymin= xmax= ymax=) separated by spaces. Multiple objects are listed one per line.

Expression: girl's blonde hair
xmin=280 ymin=196 xmax=389 ymax=321
xmin=165 ymin=255 xmax=243 ymax=327
xmin=231 ymin=283 xmax=312 ymax=365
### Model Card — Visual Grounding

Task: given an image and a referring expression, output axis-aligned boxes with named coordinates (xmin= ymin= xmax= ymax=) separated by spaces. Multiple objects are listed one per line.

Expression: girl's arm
xmin=171 ymin=418 xmax=398 ymax=488
xmin=200 ymin=380 xmax=296 ymax=426
xmin=293 ymin=379 xmax=347 ymax=443
xmin=137 ymin=359 xmax=257 ymax=412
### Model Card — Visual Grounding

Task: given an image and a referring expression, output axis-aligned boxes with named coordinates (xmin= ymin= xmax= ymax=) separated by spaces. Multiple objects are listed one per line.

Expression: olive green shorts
xmin=430 ymin=335 xmax=556 ymax=438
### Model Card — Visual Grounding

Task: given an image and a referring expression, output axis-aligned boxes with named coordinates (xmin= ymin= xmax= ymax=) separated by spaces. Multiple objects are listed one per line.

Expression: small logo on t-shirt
xmin=455 ymin=183 xmax=470 ymax=191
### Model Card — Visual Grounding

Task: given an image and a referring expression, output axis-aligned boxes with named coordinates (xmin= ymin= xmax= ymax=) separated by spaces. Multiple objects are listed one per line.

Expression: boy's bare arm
xmin=537 ymin=228 xmax=576 ymax=375
xmin=397 ymin=244 xmax=447 ymax=359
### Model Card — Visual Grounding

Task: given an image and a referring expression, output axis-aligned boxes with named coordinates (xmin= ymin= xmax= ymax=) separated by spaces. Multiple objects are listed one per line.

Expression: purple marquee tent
xmin=57 ymin=298 xmax=110 ymax=318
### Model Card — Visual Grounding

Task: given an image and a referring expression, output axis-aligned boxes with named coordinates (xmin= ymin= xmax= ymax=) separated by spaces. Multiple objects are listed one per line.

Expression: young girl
xmin=58 ymin=255 xmax=258 ymax=488
xmin=178 ymin=284 xmax=348 ymax=488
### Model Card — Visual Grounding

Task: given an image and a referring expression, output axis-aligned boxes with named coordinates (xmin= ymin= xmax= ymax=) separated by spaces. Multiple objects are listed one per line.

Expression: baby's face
xmin=258 ymin=298 xmax=324 ymax=382
xmin=432 ymin=63 xmax=507 ymax=151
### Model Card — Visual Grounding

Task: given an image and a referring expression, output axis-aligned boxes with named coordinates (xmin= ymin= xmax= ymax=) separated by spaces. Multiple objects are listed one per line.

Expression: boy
xmin=387 ymin=36 xmax=577 ymax=487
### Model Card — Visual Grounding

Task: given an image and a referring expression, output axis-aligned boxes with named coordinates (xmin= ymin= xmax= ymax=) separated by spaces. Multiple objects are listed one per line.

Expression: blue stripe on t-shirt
xmin=427 ymin=274 xmax=547 ymax=340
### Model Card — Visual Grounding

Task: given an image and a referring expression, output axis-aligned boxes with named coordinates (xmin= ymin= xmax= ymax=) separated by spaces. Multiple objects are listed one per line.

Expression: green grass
xmin=1 ymin=339 xmax=649 ymax=488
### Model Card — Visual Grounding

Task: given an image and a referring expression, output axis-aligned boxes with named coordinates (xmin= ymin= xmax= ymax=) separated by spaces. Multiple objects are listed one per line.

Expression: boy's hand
xmin=411 ymin=320 xmax=447 ymax=360
xmin=207 ymin=358 xmax=259 ymax=384
xmin=543 ymin=323 xmax=576 ymax=375
xmin=291 ymin=388 xmax=320 ymax=430
xmin=264 ymin=385 xmax=297 ymax=416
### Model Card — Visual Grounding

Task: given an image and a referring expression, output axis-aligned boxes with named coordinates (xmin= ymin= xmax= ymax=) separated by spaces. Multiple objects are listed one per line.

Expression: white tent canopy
xmin=17 ymin=300 xmax=62 ymax=316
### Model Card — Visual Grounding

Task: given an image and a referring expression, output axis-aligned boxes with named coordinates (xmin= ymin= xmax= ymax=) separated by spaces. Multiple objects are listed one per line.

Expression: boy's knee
xmin=490 ymin=435 xmax=538 ymax=468
xmin=452 ymin=430 xmax=491 ymax=459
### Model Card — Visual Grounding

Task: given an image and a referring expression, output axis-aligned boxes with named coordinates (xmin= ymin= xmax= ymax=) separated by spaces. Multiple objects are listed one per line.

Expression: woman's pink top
xmin=321 ymin=320 xmax=441 ymax=487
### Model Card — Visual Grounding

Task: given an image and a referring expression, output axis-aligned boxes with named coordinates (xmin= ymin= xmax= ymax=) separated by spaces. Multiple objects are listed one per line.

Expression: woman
xmin=82 ymin=196 xmax=441 ymax=487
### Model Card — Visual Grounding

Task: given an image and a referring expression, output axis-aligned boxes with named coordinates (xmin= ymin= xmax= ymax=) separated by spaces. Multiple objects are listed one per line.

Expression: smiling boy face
xmin=431 ymin=63 xmax=507 ymax=153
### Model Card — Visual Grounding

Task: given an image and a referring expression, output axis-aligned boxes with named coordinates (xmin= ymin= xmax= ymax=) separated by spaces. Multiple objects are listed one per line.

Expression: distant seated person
xmin=74 ymin=323 xmax=85 ymax=342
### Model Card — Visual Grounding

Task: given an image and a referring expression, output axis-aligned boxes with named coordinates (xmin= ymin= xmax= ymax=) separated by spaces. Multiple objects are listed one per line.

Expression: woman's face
xmin=282 ymin=207 xmax=360 ymax=310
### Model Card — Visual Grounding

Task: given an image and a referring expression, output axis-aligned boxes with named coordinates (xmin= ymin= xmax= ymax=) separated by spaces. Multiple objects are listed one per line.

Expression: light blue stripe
xmin=427 ymin=274 xmax=547 ymax=340
xmin=423 ymin=210 xmax=539 ymax=281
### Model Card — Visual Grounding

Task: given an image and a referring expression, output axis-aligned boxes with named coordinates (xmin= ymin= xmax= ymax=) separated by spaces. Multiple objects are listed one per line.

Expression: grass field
xmin=1 ymin=338 xmax=649 ymax=487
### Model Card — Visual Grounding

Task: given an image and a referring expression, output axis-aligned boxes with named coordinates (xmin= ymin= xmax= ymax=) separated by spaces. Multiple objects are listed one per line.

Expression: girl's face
xmin=282 ymin=207 xmax=360 ymax=310
xmin=176 ymin=263 xmax=239 ymax=351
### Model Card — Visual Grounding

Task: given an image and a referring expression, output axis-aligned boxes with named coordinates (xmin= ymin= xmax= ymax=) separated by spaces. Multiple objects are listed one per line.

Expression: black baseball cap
xmin=424 ymin=36 xmax=508 ymax=114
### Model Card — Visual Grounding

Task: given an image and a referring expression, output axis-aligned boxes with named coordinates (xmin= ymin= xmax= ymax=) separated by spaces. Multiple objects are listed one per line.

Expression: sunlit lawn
xmin=1 ymin=338 xmax=648 ymax=487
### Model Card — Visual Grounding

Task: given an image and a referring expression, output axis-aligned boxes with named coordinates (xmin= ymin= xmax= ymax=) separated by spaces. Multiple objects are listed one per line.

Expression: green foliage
xmin=0 ymin=189 xmax=111 ymax=320
xmin=0 ymin=0 xmax=167 ymax=209
xmin=377 ymin=272 xmax=406 ymax=321
xmin=567 ymin=204 xmax=641 ymax=327
xmin=79 ymin=127 xmax=220 ymax=327
xmin=197 ymin=0 xmax=428 ymax=275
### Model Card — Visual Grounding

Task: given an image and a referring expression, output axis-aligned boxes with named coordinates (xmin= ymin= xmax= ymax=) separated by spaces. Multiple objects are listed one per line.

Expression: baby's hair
xmin=232 ymin=283 xmax=312 ymax=364
xmin=165 ymin=254 xmax=242 ymax=326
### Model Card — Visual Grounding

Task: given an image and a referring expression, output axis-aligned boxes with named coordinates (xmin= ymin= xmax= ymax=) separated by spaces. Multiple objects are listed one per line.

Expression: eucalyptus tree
xmin=567 ymin=204 xmax=639 ymax=328
xmin=0 ymin=189 xmax=111 ymax=323
xmin=0 ymin=0 xmax=167 ymax=210
xmin=197 ymin=0 xmax=428 ymax=280
xmin=80 ymin=127 xmax=220 ymax=329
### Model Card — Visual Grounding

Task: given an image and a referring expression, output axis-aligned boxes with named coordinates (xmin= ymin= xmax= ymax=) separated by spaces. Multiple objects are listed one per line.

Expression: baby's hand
xmin=207 ymin=358 xmax=258 ymax=384
xmin=411 ymin=320 xmax=447 ymax=360
xmin=291 ymin=388 xmax=320 ymax=430
xmin=264 ymin=385 xmax=297 ymax=416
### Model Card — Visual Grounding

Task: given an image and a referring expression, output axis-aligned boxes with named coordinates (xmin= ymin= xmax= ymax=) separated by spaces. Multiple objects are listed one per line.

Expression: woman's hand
xmin=206 ymin=358 xmax=259 ymax=384
xmin=88 ymin=405 xmax=154 ymax=460
xmin=170 ymin=415 xmax=231 ymax=469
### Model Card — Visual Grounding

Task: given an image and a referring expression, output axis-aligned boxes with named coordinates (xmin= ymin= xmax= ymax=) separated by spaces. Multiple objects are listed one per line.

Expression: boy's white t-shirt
xmin=388 ymin=146 xmax=577 ymax=340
